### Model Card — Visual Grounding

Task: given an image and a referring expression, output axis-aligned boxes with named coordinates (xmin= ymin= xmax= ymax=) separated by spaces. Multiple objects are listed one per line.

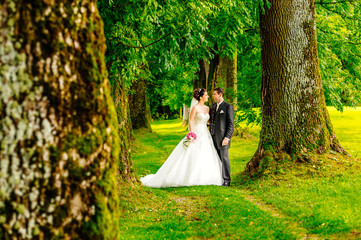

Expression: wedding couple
xmin=141 ymin=87 xmax=234 ymax=188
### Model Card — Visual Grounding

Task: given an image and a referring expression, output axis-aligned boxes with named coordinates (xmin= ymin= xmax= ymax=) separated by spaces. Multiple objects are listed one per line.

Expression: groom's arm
xmin=225 ymin=104 xmax=234 ymax=139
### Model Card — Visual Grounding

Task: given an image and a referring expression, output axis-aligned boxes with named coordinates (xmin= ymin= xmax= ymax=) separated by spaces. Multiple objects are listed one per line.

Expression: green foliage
xmin=100 ymin=0 xmax=361 ymax=123
xmin=145 ymin=0 xmax=248 ymax=117
xmin=147 ymin=64 xmax=195 ymax=118
xmin=317 ymin=1 xmax=361 ymax=111
xmin=99 ymin=0 xmax=250 ymax=119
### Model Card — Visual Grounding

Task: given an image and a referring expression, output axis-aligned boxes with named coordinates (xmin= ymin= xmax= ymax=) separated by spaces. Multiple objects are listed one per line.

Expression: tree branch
xmin=316 ymin=0 xmax=356 ymax=5
xmin=318 ymin=2 xmax=360 ymax=21
xmin=317 ymin=0 xmax=348 ymax=4
xmin=317 ymin=26 xmax=361 ymax=45
xmin=116 ymin=9 xmax=194 ymax=49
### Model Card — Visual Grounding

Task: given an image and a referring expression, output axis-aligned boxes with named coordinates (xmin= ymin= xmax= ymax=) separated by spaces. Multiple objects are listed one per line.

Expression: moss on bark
xmin=245 ymin=0 xmax=348 ymax=176
xmin=0 ymin=1 xmax=125 ymax=238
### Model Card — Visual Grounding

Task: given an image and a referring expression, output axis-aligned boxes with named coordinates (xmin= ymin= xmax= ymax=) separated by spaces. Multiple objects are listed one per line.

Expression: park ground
xmin=119 ymin=107 xmax=361 ymax=239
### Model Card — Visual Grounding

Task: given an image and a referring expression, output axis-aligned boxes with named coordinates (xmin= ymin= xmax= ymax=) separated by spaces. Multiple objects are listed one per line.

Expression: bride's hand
xmin=222 ymin=138 xmax=229 ymax=146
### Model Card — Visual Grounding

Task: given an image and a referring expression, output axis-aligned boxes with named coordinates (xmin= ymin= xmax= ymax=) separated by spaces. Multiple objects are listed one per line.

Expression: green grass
xmin=124 ymin=107 xmax=361 ymax=239
xmin=328 ymin=107 xmax=361 ymax=158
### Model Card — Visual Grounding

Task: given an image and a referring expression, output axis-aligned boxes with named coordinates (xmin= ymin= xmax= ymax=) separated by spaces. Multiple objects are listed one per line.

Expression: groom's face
xmin=213 ymin=91 xmax=222 ymax=103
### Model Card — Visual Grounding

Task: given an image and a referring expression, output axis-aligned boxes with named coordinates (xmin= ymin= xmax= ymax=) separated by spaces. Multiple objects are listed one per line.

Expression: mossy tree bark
xmin=246 ymin=0 xmax=348 ymax=175
xmin=0 ymin=1 xmax=128 ymax=239
xmin=129 ymin=78 xmax=152 ymax=130
xmin=106 ymin=70 xmax=135 ymax=178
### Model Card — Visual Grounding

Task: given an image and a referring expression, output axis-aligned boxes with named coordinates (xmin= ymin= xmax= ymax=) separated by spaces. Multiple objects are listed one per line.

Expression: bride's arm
xmin=189 ymin=107 xmax=197 ymax=132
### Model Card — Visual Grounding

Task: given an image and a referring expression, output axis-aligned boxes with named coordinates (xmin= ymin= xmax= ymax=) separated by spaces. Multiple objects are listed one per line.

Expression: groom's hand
xmin=222 ymin=138 xmax=229 ymax=146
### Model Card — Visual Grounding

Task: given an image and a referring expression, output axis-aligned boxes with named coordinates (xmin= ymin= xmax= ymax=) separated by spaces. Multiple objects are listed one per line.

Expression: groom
xmin=209 ymin=87 xmax=234 ymax=186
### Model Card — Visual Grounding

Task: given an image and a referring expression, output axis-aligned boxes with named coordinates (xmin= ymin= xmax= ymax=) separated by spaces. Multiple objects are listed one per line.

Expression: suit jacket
xmin=209 ymin=101 xmax=234 ymax=149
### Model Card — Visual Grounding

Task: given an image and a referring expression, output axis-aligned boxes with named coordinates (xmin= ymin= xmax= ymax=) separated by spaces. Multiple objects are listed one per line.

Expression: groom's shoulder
xmin=224 ymin=101 xmax=231 ymax=107
xmin=224 ymin=101 xmax=234 ymax=110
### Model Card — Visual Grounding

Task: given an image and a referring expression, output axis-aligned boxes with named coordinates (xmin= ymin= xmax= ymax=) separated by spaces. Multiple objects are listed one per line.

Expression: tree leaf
xmin=266 ymin=0 xmax=271 ymax=9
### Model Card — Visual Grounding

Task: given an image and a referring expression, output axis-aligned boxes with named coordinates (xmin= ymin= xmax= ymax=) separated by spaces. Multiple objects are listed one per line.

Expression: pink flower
xmin=183 ymin=132 xmax=197 ymax=148
xmin=186 ymin=132 xmax=197 ymax=140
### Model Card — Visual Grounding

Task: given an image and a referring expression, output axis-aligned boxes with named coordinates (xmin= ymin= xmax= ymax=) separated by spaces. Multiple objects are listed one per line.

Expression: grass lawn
xmin=123 ymin=107 xmax=361 ymax=239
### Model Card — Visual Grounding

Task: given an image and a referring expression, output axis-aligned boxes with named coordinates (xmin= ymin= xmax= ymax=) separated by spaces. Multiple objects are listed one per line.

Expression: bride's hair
xmin=193 ymin=88 xmax=206 ymax=101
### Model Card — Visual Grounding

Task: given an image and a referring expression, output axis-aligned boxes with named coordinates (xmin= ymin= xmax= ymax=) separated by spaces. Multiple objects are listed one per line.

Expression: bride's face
xmin=200 ymin=92 xmax=209 ymax=102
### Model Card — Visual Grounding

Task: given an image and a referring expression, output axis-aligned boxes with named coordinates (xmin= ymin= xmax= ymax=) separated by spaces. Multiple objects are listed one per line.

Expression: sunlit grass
xmin=127 ymin=107 xmax=361 ymax=239
xmin=237 ymin=107 xmax=361 ymax=238
xmin=328 ymin=106 xmax=361 ymax=158
xmin=248 ymin=174 xmax=361 ymax=237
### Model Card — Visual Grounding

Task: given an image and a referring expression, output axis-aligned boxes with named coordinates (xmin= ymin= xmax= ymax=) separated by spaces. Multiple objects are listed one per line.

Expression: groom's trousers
xmin=214 ymin=144 xmax=231 ymax=183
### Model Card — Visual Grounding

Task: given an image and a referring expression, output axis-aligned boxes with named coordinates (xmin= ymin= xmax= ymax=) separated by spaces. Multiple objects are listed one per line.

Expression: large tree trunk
xmin=246 ymin=0 xmax=348 ymax=175
xmin=0 ymin=1 xmax=128 ymax=239
xmin=129 ymin=78 xmax=152 ymax=130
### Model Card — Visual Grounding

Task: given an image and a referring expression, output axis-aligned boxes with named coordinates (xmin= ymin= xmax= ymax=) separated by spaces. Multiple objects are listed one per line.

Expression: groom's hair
xmin=214 ymin=87 xmax=225 ymax=97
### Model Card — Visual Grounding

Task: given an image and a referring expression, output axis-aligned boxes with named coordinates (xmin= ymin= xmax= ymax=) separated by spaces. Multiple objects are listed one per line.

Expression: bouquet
xmin=183 ymin=132 xmax=197 ymax=148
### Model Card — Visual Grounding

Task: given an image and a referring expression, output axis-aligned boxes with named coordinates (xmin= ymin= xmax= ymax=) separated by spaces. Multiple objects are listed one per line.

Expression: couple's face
xmin=201 ymin=91 xmax=222 ymax=102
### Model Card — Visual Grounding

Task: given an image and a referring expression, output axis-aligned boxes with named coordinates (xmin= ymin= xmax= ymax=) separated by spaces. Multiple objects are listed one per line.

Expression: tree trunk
xmin=218 ymin=52 xmax=238 ymax=106
xmin=108 ymin=72 xmax=135 ymax=178
xmin=207 ymin=43 xmax=237 ymax=106
xmin=209 ymin=57 xmax=220 ymax=92
xmin=182 ymin=104 xmax=190 ymax=126
xmin=246 ymin=0 xmax=348 ymax=175
xmin=97 ymin=2 xmax=135 ymax=180
xmin=208 ymin=44 xmax=221 ymax=105
xmin=0 ymin=1 xmax=127 ymax=239
xmin=194 ymin=59 xmax=209 ymax=89
xmin=129 ymin=78 xmax=152 ymax=130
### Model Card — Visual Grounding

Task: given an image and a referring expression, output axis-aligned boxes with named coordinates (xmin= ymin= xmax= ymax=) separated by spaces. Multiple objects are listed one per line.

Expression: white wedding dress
xmin=140 ymin=112 xmax=223 ymax=188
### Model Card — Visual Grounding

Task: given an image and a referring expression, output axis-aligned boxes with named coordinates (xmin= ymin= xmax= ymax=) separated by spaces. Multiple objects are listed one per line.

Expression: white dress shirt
xmin=216 ymin=100 xmax=223 ymax=111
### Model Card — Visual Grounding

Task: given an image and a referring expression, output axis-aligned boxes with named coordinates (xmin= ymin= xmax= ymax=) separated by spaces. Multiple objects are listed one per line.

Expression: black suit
xmin=209 ymin=101 xmax=234 ymax=183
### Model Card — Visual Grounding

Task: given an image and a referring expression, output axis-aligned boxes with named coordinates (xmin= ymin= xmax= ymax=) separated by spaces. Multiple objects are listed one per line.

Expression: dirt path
xmin=233 ymin=188 xmax=321 ymax=240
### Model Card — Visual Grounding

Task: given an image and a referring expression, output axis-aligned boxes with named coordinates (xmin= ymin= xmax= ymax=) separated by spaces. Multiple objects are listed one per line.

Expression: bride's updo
xmin=193 ymin=88 xmax=206 ymax=101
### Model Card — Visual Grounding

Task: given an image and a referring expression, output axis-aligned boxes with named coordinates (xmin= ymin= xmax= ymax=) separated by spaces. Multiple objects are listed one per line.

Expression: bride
xmin=140 ymin=88 xmax=223 ymax=188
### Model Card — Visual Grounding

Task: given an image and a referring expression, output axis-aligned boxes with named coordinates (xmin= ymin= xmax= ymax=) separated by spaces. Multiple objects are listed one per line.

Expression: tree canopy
xmin=99 ymin=0 xmax=361 ymax=123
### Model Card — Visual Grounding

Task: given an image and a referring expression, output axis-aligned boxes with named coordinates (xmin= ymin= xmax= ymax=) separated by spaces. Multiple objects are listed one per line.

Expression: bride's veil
xmin=188 ymin=98 xmax=198 ymax=130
